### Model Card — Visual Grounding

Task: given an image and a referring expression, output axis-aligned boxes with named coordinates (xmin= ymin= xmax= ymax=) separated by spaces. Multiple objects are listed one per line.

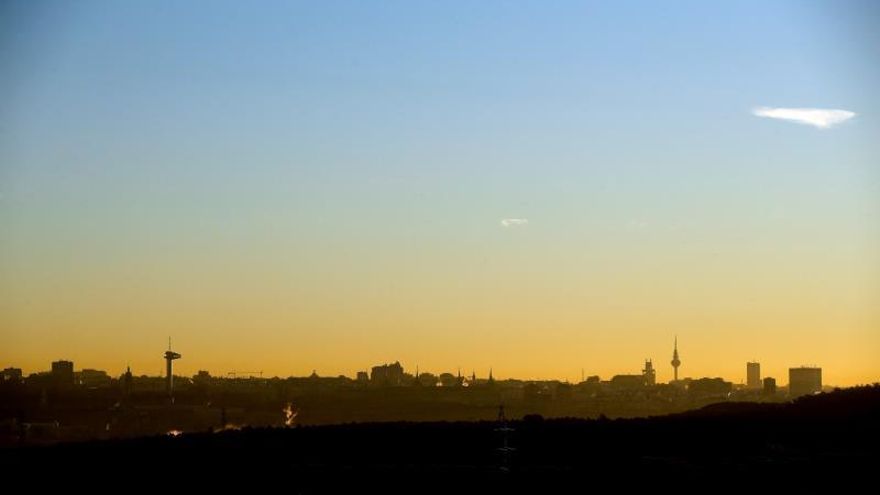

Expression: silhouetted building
xmin=611 ymin=359 xmax=657 ymax=390
xmin=523 ymin=382 xmax=551 ymax=402
xmin=763 ymin=377 xmax=776 ymax=396
xmin=789 ymin=367 xmax=822 ymax=398
xmin=438 ymin=373 xmax=458 ymax=387
xmin=122 ymin=366 xmax=133 ymax=397
xmin=610 ymin=374 xmax=646 ymax=390
xmin=670 ymin=337 xmax=681 ymax=382
xmin=642 ymin=359 xmax=656 ymax=386
xmin=193 ymin=370 xmax=212 ymax=387
xmin=413 ymin=367 xmax=437 ymax=387
xmin=356 ymin=371 xmax=369 ymax=383
xmin=24 ymin=372 xmax=52 ymax=389
xmin=370 ymin=362 xmax=404 ymax=386
xmin=77 ymin=369 xmax=111 ymax=388
xmin=688 ymin=377 xmax=732 ymax=396
xmin=747 ymin=362 xmax=761 ymax=389
xmin=51 ymin=360 xmax=74 ymax=388
xmin=555 ymin=383 xmax=573 ymax=401
xmin=2 ymin=367 xmax=22 ymax=383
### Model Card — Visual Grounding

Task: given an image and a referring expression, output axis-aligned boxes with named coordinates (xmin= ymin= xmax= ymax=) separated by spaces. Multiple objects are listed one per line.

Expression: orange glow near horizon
xmin=2 ymin=242 xmax=877 ymax=386
xmin=1 ymin=1 xmax=878 ymax=390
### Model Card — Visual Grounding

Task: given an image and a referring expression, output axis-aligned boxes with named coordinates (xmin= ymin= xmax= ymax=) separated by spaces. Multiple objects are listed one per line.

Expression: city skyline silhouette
xmin=1 ymin=1 xmax=878 ymax=485
xmin=2 ymin=2 xmax=878 ymax=389
xmin=9 ymin=336 xmax=844 ymax=389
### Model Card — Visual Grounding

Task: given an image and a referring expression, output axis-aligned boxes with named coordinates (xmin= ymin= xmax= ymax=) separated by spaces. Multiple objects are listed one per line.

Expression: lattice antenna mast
xmin=495 ymin=403 xmax=515 ymax=473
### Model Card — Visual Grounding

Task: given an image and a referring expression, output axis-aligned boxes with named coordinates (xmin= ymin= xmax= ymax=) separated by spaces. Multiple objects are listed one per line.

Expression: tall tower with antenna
xmin=670 ymin=336 xmax=681 ymax=382
xmin=164 ymin=337 xmax=181 ymax=401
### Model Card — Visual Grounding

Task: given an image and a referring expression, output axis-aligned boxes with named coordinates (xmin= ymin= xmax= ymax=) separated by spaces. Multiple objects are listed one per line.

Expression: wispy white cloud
xmin=500 ymin=218 xmax=528 ymax=228
xmin=752 ymin=107 xmax=856 ymax=129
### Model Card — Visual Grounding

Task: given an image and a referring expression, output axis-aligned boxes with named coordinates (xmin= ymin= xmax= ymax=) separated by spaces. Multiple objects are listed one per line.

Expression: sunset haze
xmin=2 ymin=1 xmax=878 ymax=386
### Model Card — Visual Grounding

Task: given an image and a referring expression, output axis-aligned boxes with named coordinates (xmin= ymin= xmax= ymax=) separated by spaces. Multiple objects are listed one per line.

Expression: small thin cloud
xmin=752 ymin=106 xmax=856 ymax=129
xmin=500 ymin=218 xmax=528 ymax=228
xmin=626 ymin=219 xmax=649 ymax=231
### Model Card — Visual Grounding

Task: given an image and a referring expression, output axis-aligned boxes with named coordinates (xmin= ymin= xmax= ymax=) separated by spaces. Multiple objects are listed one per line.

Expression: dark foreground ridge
xmin=4 ymin=385 xmax=878 ymax=490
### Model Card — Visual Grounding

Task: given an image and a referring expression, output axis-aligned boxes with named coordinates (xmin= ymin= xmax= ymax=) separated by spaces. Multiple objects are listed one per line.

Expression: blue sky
xmin=1 ymin=1 xmax=878 ymax=381
xmin=3 ymin=0 xmax=876 ymax=259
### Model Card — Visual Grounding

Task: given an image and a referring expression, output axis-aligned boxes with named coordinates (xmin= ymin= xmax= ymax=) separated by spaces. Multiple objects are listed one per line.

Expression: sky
xmin=1 ymin=0 xmax=878 ymax=386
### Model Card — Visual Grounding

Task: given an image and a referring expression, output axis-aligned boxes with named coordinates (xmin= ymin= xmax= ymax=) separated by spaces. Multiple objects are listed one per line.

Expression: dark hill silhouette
xmin=3 ymin=385 xmax=878 ymax=491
